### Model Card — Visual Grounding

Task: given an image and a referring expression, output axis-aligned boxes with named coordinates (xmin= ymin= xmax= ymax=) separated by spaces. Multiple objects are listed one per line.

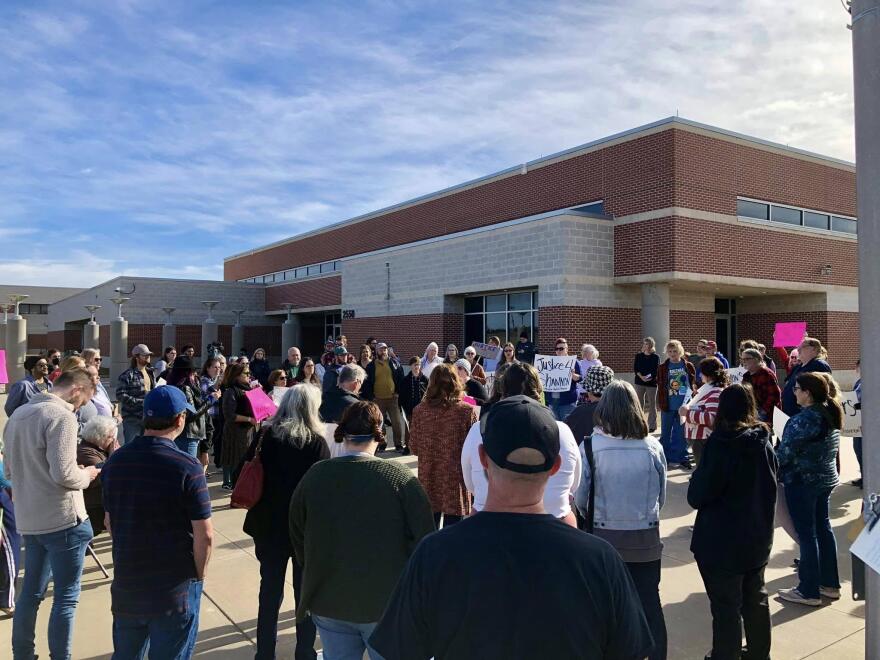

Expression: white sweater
xmin=461 ymin=420 xmax=582 ymax=518
xmin=3 ymin=392 xmax=92 ymax=534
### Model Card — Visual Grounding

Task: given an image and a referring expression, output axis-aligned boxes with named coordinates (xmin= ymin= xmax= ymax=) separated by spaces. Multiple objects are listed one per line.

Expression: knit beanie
xmin=585 ymin=365 xmax=615 ymax=395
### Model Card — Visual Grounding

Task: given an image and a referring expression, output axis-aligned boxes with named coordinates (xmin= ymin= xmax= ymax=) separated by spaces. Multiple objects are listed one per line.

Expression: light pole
xmin=6 ymin=294 xmax=29 ymax=381
xmin=200 ymin=301 xmax=220 ymax=363
xmin=231 ymin=309 xmax=246 ymax=357
xmin=161 ymin=307 xmax=177 ymax=352
xmin=108 ymin=296 xmax=130 ymax=386
xmin=281 ymin=303 xmax=300 ymax=360
xmin=851 ymin=0 xmax=880 ymax=655
xmin=83 ymin=305 xmax=101 ymax=350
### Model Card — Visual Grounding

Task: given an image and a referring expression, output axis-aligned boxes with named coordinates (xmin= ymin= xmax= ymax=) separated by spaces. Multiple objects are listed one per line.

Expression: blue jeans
xmin=253 ymin=538 xmax=316 ymax=659
xmin=660 ymin=411 xmax=687 ymax=464
xmin=122 ymin=417 xmax=143 ymax=445
xmin=785 ymin=483 xmax=840 ymax=599
xmin=13 ymin=518 xmax=94 ymax=660
xmin=550 ymin=400 xmax=577 ymax=422
xmin=312 ymin=615 xmax=384 ymax=660
xmin=174 ymin=437 xmax=199 ymax=457
xmin=111 ymin=579 xmax=203 ymax=659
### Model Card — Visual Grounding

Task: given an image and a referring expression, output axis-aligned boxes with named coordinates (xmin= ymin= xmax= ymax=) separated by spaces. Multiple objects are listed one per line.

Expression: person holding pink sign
xmin=220 ymin=363 xmax=258 ymax=490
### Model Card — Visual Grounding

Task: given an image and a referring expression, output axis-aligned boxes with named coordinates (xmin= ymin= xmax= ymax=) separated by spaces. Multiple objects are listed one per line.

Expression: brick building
xmin=41 ymin=117 xmax=858 ymax=384
xmin=223 ymin=117 xmax=859 ymax=382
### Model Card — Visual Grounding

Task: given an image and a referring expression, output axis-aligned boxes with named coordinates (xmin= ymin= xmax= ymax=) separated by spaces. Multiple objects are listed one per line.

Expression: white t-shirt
xmin=461 ymin=419 xmax=582 ymax=518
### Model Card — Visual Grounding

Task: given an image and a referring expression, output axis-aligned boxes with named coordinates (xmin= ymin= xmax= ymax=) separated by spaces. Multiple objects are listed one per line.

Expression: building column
xmin=161 ymin=307 xmax=176 ymax=352
xmin=641 ymin=283 xmax=670 ymax=352
xmin=6 ymin=295 xmax=30 ymax=383
xmin=281 ymin=304 xmax=300 ymax=358
xmin=109 ymin=297 xmax=130 ymax=389
xmin=83 ymin=305 xmax=101 ymax=350
xmin=231 ymin=310 xmax=245 ymax=357
xmin=201 ymin=301 xmax=219 ymax=364
xmin=0 ymin=304 xmax=8 ymax=353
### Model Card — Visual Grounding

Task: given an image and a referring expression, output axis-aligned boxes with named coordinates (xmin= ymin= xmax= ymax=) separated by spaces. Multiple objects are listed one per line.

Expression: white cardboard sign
xmin=534 ymin=354 xmax=577 ymax=393
xmin=840 ymin=391 xmax=862 ymax=437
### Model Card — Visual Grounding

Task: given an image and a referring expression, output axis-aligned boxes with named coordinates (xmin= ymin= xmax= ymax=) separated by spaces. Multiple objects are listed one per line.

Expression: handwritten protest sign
xmin=534 ymin=354 xmax=577 ymax=393
xmin=726 ymin=367 xmax=747 ymax=385
xmin=244 ymin=387 xmax=278 ymax=423
xmin=841 ymin=391 xmax=862 ymax=437
xmin=773 ymin=322 xmax=807 ymax=348
xmin=773 ymin=408 xmax=790 ymax=438
xmin=472 ymin=341 xmax=501 ymax=361
xmin=271 ymin=386 xmax=289 ymax=407
xmin=0 ymin=350 xmax=8 ymax=385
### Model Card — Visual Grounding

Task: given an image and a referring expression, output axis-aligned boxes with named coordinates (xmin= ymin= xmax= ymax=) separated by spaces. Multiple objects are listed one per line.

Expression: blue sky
xmin=0 ymin=0 xmax=855 ymax=287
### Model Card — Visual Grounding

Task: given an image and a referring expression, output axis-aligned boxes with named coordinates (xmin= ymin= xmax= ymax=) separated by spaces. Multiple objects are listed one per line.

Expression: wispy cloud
xmin=0 ymin=0 xmax=855 ymax=287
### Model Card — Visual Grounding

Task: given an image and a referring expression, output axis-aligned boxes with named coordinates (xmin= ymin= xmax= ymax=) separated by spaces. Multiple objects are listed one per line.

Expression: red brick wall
xmin=28 ymin=334 xmax=47 ymax=351
xmin=243 ymin=326 xmax=282 ymax=355
xmin=265 ymin=277 xmax=342 ymax=312
xmin=670 ymin=310 xmax=715 ymax=354
xmin=674 ymin=130 xmax=856 ymax=218
xmin=737 ymin=311 xmax=858 ymax=371
xmin=342 ymin=313 xmax=464 ymax=362
xmin=225 ymin=130 xmax=677 ymax=280
xmin=538 ymin=306 xmax=643 ymax=373
xmin=46 ymin=330 xmax=65 ymax=352
xmin=615 ymin=215 xmax=858 ymax=287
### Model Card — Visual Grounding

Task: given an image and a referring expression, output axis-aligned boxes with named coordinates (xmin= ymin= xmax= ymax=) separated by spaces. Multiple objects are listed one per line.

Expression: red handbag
xmin=230 ymin=430 xmax=266 ymax=510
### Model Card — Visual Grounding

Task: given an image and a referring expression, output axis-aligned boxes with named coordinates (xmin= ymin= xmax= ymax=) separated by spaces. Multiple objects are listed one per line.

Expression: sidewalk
xmin=0 ymin=396 xmax=868 ymax=658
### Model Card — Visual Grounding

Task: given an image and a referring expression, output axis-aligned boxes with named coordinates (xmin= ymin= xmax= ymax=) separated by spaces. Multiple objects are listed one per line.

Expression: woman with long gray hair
xmin=243 ymin=385 xmax=329 ymax=660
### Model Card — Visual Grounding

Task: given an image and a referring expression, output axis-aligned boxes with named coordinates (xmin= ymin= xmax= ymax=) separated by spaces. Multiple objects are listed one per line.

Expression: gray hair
xmin=271 ymin=384 xmax=324 ymax=447
xmin=581 ymin=343 xmax=599 ymax=359
xmin=338 ymin=363 xmax=366 ymax=386
xmin=594 ymin=380 xmax=649 ymax=440
xmin=741 ymin=348 xmax=763 ymax=362
xmin=81 ymin=416 xmax=119 ymax=446
xmin=81 ymin=348 xmax=100 ymax=363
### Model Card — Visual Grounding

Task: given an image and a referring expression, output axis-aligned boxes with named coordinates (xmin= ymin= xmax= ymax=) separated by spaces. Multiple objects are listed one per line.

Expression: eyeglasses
xmin=555 ymin=346 xmax=566 ymax=351
xmin=93 ymin=357 xmax=103 ymax=362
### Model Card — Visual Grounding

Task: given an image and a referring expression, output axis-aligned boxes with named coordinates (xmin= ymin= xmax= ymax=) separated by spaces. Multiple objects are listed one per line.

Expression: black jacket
xmin=361 ymin=359 xmax=404 ymax=402
xmin=243 ymin=429 xmax=330 ymax=548
xmin=250 ymin=359 xmax=272 ymax=387
xmin=563 ymin=401 xmax=598 ymax=446
xmin=399 ymin=373 xmax=428 ymax=418
xmin=464 ymin=379 xmax=489 ymax=405
xmin=319 ymin=386 xmax=360 ymax=423
xmin=688 ymin=425 xmax=778 ymax=572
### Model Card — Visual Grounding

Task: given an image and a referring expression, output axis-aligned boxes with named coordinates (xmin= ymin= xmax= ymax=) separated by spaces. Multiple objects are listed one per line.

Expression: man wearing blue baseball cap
xmin=370 ymin=395 xmax=653 ymax=660
xmin=101 ymin=386 xmax=213 ymax=660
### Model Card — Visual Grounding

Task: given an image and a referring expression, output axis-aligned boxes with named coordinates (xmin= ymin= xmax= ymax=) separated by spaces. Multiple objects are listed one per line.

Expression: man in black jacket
xmin=319 ymin=364 xmax=365 ymax=423
xmin=361 ymin=343 xmax=406 ymax=452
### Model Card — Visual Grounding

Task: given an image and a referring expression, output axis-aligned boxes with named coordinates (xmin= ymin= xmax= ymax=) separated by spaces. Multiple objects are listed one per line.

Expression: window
xmin=463 ymin=290 xmax=538 ymax=347
xmin=571 ymin=200 xmax=606 ymax=215
xmin=20 ymin=303 xmax=48 ymax=315
xmin=325 ymin=311 xmax=342 ymax=342
xmin=241 ymin=259 xmax=346 ymax=284
xmin=737 ymin=197 xmax=857 ymax=236
xmin=771 ymin=205 xmax=801 ymax=226
xmin=803 ymin=212 xmax=830 ymax=230
xmin=832 ymin=216 xmax=857 ymax=235
xmin=736 ymin=199 xmax=769 ymax=220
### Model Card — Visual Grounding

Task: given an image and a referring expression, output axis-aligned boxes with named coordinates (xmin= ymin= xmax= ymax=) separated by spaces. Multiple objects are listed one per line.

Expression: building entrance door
xmin=714 ymin=298 xmax=737 ymax=365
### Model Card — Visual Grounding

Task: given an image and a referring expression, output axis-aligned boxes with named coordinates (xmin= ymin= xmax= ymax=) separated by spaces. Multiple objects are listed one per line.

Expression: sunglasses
xmin=94 ymin=357 xmax=103 ymax=362
xmin=278 ymin=376 xmax=288 ymax=380
xmin=555 ymin=346 xmax=566 ymax=351
xmin=504 ymin=348 xmax=514 ymax=353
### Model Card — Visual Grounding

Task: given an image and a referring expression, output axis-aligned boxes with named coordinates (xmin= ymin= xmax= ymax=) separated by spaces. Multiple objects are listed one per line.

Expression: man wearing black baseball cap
xmin=102 ymin=386 xmax=213 ymax=659
xmin=370 ymin=395 xmax=654 ymax=659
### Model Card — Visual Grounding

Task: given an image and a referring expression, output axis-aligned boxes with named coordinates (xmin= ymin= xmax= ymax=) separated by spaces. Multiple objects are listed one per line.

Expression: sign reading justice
xmin=534 ymin=354 xmax=577 ymax=393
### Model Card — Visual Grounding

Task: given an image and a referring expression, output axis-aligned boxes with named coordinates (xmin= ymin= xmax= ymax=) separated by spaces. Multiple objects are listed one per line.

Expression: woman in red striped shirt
xmin=680 ymin=357 xmax=729 ymax=466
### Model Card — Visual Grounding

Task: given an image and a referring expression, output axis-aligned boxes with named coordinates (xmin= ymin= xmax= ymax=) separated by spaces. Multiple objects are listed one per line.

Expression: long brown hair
xmin=699 ymin=357 xmax=729 ymax=387
xmin=501 ymin=362 xmax=543 ymax=402
xmin=714 ymin=384 xmax=762 ymax=434
xmin=423 ymin=363 xmax=462 ymax=406
xmin=222 ymin=362 xmax=249 ymax=388
xmin=796 ymin=372 xmax=843 ymax=430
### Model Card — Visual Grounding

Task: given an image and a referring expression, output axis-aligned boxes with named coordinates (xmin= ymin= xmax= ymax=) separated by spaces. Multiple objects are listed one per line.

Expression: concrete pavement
xmin=0 ymin=395 xmax=868 ymax=658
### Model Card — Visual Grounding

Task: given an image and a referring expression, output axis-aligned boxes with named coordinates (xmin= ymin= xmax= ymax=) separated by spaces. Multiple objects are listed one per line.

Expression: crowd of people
xmin=0 ymin=329 xmax=861 ymax=659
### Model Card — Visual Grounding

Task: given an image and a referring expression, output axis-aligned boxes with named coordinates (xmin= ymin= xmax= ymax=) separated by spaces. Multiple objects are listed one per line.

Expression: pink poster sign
xmin=773 ymin=322 xmax=808 ymax=348
xmin=244 ymin=387 xmax=278 ymax=423
xmin=0 ymin=349 xmax=7 ymax=384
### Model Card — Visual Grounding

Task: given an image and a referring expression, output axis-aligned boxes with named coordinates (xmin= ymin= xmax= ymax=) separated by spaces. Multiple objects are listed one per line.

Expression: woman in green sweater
xmin=289 ymin=401 xmax=434 ymax=660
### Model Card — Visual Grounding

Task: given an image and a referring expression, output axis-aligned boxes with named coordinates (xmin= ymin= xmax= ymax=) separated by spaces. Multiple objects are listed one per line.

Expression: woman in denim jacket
xmin=575 ymin=380 xmax=667 ymax=660
xmin=776 ymin=372 xmax=842 ymax=606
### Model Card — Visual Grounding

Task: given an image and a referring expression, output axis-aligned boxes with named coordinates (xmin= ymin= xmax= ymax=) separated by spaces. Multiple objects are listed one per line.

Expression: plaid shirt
xmin=115 ymin=366 xmax=156 ymax=419
xmin=743 ymin=366 xmax=781 ymax=421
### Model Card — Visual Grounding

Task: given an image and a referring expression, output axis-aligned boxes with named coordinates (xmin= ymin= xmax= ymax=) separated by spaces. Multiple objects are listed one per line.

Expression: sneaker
xmin=402 ymin=446 xmax=411 ymax=456
xmin=0 ymin=606 xmax=14 ymax=616
xmin=851 ymin=478 xmax=863 ymax=488
xmin=777 ymin=588 xmax=822 ymax=606
xmin=680 ymin=458 xmax=693 ymax=471
xmin=820 ymin=586 xmax=841 ymax=600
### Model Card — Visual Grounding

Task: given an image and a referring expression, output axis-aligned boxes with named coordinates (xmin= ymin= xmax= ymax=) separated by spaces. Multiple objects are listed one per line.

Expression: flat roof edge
xmin=224 ymin=116 xmax=855 ymax=264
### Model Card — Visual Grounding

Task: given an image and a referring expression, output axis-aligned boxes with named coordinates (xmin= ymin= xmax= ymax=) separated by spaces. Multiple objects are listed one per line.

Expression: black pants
xmin=433 ymin=512 xmax=462 ymax=528
xmin=626 ymin=560 xmax=667 ymax=660
xmin=697 ymin=562 xmax=770 ymax=660
xmin=253 ymin=537 xmax=317 ymax=660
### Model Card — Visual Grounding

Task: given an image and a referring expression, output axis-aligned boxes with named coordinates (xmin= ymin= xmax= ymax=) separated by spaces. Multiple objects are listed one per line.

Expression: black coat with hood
xmin=687 ymin=424 xmax=778 ymax=572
